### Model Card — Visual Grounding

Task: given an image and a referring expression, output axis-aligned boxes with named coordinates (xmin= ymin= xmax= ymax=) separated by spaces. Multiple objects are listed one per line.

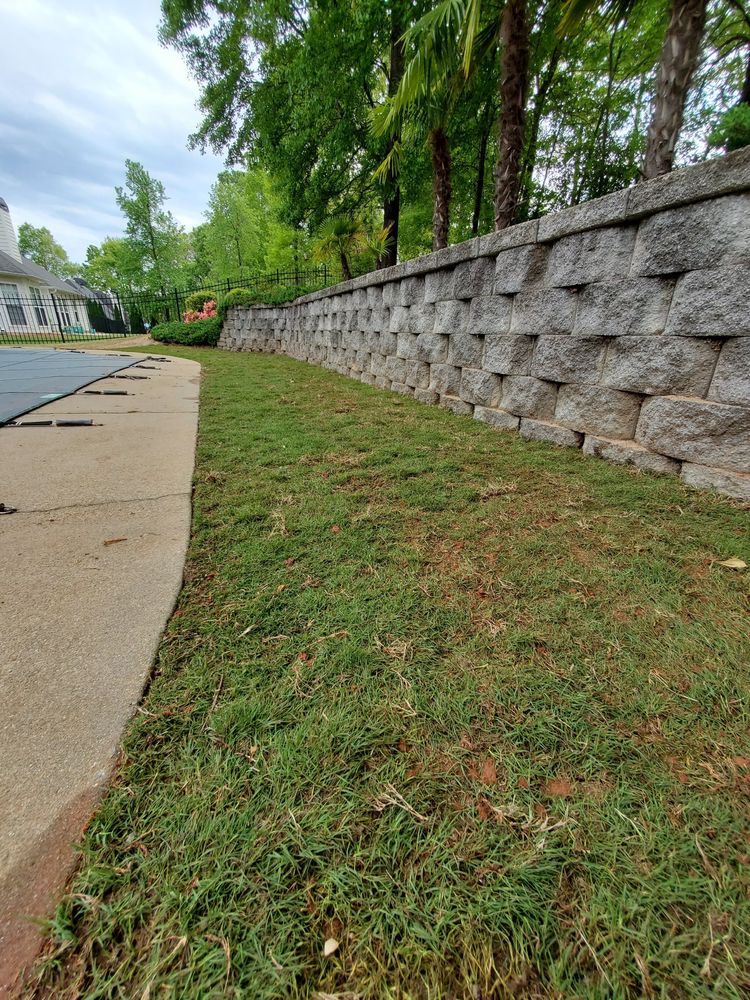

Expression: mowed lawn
xmin=26 ymin=348 xmax=749 ymax=999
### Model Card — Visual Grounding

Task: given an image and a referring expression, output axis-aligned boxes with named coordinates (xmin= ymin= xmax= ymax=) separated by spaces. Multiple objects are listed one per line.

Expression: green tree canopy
xmin=17 ymin=223 xmax=78 ymax=278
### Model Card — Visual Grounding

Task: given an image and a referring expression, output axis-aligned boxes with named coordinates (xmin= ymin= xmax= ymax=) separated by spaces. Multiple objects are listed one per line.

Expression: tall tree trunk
xmin=518 ymin=47 xmax=560 ymax=219
xmin=494 ymin=0 xmax=530 ymax=230
xmin=429 ymin=126 xmax=452 ymax=251
xmin=382 ymin=5 xmax=405 ymax=267
xmin=471 ymin=102 xmax=493 ymax=236
xmin=642 ymin=0 xmax=707 ymax=179
xmin=741 ymin=46 xmax=750 ymax=105
xmin=339 ymin=250 xmax=352 ymax=281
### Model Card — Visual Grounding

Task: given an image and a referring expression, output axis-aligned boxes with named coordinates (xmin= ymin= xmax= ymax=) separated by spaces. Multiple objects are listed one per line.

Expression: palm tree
xmin=373 ymin=2 xmax=470 ymax=249
xmin=312 ymin=217 xmax=368 ymax=280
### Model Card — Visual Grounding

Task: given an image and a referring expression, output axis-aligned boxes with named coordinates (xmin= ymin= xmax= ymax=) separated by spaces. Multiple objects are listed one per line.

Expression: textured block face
xmin=440 ymin=395 xmax=474 ymax=416
xmin=493 ymin=245 xmax=547 ymax=294
xmin=631 ymin=194 xmax=750 ymax=275
xmin=531 ymin=336 xmax=607 ymax=384
xmin=545 ymin=225 xmax=636 ymax=286
xmin=415 ymin=331 xmax=449 ymax=363
xmin=434 ymin=299 xmax=469 ymax=334
xmin=460 ymin=368 xmax=502 ymax=407
xmin=520 ymin=419 xmax=584 ymax=448
xmin=448 ymin=332 xmax=484 ymax=367
xmin=680 ymin=463 xmax=750 ymax=502
xmin=384 ymin=355 xmax=407 ymax=382
xmin=468 ymin=295 xmax=513 ymax=336
xmin=709 ymin=338 xmax=750 ymax=406
xmin=574 ymin=278 xmax=674 ymax=336
xmin=583 ymin=435 xmax=680 ymax=475
xmin=636 ymin=396 xmax=750 ymax=472
xmin=390 ymin=305 xmax=410 ymax=333
xmin=602 ymin=337 xmax=719 ymax=396
xmin=414 ymin=387 xmax=439 ymax=405
xmin=399 ymin=275 xmax=426 ymax=306
xmin=396 ymin=332 xmax=419 ymax=360
xmin=407 ymin=303 xmax=436 ymax=335
xmin=473 ymin=406 xmax=520 ymax=431
xmin=430 ymin=363 xmax=462 ymax=395
xmin=425 ymin=267 xmax=456 ymax=303
xmin=484 ymin=334 xmax=534 ymax=375
xmin=665 ymin=266 xmax=750 ymax=336
xmin=556 ymin=384 xmax=642 ymax=438
xmin=453 ymin=256 xmax=496 ymax=298
xmin=510 ymin=288 xmax=577 ymax=336
xmin=404 ymin=360 xmax=432 ymax=388
xmin=502 ymin=376 xmax=557 ymax=418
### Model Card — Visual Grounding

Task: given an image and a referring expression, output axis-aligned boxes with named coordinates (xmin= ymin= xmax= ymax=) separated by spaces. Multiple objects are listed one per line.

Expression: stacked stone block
xmin=219 ymin=148 xmax=750 ymax=500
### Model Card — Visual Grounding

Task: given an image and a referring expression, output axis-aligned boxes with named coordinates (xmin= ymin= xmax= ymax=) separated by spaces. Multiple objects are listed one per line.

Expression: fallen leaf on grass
xmin=516 ymin=776 xmax=530 ymax=790
xmin=323 ymin=938 xmax=339 ymax=957
xmin=330 ymin=525 xmax=341 ymax=534
xmin=481 ymin=758 xmax=498 ymax=785
xmin=544 ymin=778 xmax=573 ymax=797
xmin=716 ymin=557 xmax=746 ymax=570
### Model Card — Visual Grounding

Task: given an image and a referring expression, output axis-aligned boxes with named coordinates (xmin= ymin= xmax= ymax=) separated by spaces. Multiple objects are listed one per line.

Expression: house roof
xmin=0 ymin=249 xmax=85 ymax=296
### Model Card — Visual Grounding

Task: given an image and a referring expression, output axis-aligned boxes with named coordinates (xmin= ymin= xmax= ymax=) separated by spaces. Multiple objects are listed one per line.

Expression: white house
xmin=0 ymin=197 xmax=92 ymax=336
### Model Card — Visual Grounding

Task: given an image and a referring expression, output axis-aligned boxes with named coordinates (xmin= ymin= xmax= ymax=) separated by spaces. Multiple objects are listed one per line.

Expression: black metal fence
xmin=0 ymin=290 xmax=129 ymax=345
xmin=0 ymin=265 xmax=339 ymax=345
xmin=119 ymin=265 xmax=337 ymax=331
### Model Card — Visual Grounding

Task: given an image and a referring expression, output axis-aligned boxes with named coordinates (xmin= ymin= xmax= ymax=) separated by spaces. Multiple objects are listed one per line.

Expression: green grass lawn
xmin=25 ymin=347 xmax=749 ymax=999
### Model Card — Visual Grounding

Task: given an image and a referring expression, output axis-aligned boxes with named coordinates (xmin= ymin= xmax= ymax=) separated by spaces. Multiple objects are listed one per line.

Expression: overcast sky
xmin=0 ymin=0 xmax=224 ymax=261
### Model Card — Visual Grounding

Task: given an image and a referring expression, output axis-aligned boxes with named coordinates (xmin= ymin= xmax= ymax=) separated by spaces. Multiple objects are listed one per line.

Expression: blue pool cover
xmin=0 ymin=348 xmax=140 ymax=424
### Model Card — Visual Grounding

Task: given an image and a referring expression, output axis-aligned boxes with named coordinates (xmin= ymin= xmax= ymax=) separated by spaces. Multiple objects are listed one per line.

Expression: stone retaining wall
xmin=220 ymin=148 xmax=750 ymax=500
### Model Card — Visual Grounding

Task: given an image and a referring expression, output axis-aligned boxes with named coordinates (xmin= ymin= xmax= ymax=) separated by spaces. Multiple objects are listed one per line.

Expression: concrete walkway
xmin=0 ymin=352 xmax=200 ymax=995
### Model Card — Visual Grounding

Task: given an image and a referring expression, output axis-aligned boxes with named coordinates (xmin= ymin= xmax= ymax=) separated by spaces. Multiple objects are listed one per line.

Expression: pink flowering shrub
xmin=183 ymin=300 xmax=217 ymax=323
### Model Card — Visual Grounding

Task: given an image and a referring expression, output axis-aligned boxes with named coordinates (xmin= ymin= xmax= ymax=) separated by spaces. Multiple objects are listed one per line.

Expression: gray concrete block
xmin=493 ymin=245 xmax=547 ymax=294
xmin=380 ymin=331 xmax=397 ymax=355
xmin=665 ymin=266 xmax=750 ymax=337
xmin=404 ymin=360 xmax=432 ymax=389
xmin=385 ymin=356 xmax=407 ymax=382
xmin=468 ymin=295 xmax=513 ymax=336
xmin=440 ymin=395 xmax=474 ymax=416
xmin=460 ymin=368 xmax=502 ymax=407
xmin=502 ymin=375 xmax=558 ymax=418
xmin=631 ymin=194 xmax=750 ymax=276
xmin=626 ymin=146 xmax=750 ymax=218
xmin=545 ymin=225 xmax=636 ymax=286
xmin=484 ymin=334 xmax=535 ymax=375
xmin=531 ymin=336 xmax=607 ymax=384
xmin=583 ymin=435 xmax=680 ymax=475
xmin=556 ymin=384 xmax=642 ymax=438
xmin=424 ymin=267 xmax=456 ymax=303
xmin=510 ymin=287 xmax=577 ymax=336
xmin=709 ymin=338 xmax=750 ymax=406
xmin=680 ymin=463 xmax=750 ymax=502
xmin=475 ymin=219 xmax=539 ymax=257
xmin=520 ymin=419 xmax=584 ymax=448
xmin=453 ymin=256 xmax=496 ymax=298
xmin=538 ymin=188 xmax=630 ymax=242
xmin=414 ymin=388 xmax=439 ymax=405
xmin=448 ymin=331 xmax=484 ymax=367
xmin=430 ymin=363 xmax=462 ymax=395
xmin=390 ymin=305 xmax=411 ymax=333
xmin=396 ymin=332 xmax=419 ymax=360
xmin=574 ymin=277 xmax=674 ymax=337
xmin=398 ymin=275 xmax=426 ymax=306
xmin=415 ymin=331 xmax=449 ymax=363
xmin=434 ymin=298 xmax=469 ymax=334
xmin=602 ymin=337 xmax=719 ymax=395
xmin=374 ymin=375 xmax=391 ymax=390
xmin=392 ymin=381 xmax=415 ymax=396
xmin=407 ymin=302 xmax=436 ymax=335
xmin=636 ymin=395 xmax=750 ymax=472
xmin=474 ymin=406 xmax=520 ymax=431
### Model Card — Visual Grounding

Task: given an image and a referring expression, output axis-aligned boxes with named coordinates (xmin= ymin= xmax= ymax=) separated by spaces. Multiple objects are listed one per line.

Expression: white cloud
xmin=0 ymin=0 xmax=224 ymax=260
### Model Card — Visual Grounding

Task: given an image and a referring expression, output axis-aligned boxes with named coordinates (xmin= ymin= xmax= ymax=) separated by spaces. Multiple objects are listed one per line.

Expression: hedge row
xmin=151 ymin=317 xmax=222 ymax=346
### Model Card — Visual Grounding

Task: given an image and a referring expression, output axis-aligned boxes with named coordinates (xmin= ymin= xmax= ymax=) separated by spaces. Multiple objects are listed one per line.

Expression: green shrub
xmin=219 ymin=284 xmax=325 ymax=317
xmin=151 ymin=317 xmax=222 ymax=346
xmin=184 ymin=289 xmax=217 ymax=313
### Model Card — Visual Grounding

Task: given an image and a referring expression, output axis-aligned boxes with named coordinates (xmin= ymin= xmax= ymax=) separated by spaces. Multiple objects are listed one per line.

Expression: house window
xmin=30 ymin=286 xmax=48 ymax=326
xmin=0 ymin=283 xmax=27 ymax=326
